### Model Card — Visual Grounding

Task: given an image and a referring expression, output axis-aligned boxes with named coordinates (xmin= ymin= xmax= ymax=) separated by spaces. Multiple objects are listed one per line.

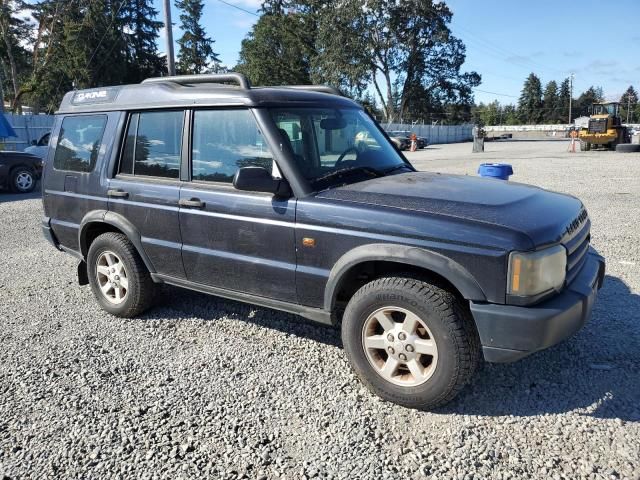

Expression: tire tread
xmin=87 ymin=232 xmax=155 ymax=318
xmin=343 ymin=275 xmax=480 ymax=409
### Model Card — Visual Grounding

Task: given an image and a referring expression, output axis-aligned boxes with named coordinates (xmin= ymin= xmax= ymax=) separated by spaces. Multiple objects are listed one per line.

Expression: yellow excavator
xmin=578 ymin=102 xmax=629 ymax=150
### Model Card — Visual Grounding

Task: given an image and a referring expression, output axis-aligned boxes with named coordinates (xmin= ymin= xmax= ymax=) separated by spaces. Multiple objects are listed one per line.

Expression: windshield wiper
xmin=312 ymin=166 xmax=383 ymax=185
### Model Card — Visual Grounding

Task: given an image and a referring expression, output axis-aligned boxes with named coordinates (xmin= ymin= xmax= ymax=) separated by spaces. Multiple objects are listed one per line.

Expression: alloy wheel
xmin=95 ymin=251 xmax=129 ymax=304
xmin=15 ymin=171 xmax=34 ymax=191
xmin=362 ymin=306 xmax=438 ymax=387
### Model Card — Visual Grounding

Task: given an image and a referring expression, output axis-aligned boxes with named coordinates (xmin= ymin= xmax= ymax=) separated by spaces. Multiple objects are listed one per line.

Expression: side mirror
xmin=233 ymin=167 xmax=291 ymax=197
xmin=31 ymin=140 xmax=37 ymax=146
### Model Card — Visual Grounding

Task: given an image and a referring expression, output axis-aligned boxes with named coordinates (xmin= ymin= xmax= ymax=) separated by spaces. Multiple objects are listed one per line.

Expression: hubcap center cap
xmin=385 ymin=328 xmax=417 ymax=361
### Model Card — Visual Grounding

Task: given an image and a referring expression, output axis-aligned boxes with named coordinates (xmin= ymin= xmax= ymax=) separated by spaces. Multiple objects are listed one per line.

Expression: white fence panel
xmin=1 ymin=114 xmax=55 ymax=152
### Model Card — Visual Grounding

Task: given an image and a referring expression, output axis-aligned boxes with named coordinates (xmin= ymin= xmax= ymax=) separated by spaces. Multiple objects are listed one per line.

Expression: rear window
xmin=53 ymin=115 xmax=107 ymax=172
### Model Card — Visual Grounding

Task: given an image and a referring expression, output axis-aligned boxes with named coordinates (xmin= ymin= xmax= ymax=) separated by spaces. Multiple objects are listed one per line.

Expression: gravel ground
xmin=1 ymin=140 xmax=638 ymax=480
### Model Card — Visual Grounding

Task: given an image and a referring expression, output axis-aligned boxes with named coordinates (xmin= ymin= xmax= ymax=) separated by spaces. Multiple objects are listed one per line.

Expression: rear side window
xmin=53 ymin=115 xmax=107 ymax=172
xmin=191 ymin=109 xmax=273 ymax=183
xmin=119 ymin=111 xmax=183 ymax=179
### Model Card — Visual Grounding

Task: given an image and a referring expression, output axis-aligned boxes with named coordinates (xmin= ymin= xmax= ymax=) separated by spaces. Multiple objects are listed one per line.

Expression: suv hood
xmin=317 ymin=172 xmax=584 ymax=247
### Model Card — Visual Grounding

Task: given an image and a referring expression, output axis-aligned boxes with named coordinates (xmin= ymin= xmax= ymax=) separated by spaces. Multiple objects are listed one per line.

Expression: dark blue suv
xmin=41 ymin=73 xmax=605 ymax=409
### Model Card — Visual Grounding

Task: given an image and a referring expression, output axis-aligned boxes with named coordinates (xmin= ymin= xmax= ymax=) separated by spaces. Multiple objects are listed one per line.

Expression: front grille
xmin=564 ymin=212 xmax=590 ymax=285
xmin=588 ymin=119 xmax=607 ymax=133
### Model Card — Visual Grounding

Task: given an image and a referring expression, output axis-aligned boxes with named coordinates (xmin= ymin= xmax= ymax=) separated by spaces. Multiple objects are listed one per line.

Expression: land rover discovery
xmin=41 ymin=73 xmax=605 ymax=409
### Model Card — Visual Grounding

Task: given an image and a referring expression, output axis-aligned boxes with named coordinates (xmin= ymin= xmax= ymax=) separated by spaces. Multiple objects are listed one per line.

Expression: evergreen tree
xmin=558 ymin=77 xmax=571 ymax=123
xmin=239 ymin=0 xmax=479 ymax=122
xmin=236 ymin=11 xmax=314 ymax=85
xmin=502 ymin=104 xmax=519 ymax=125
xmin=175 ymin=0 xmax=219 ymax=75
xmin=119 ymin=0 xmax=165 ymax=83
xmin=19 ymin=0 xmax=163 ymax=112
xmin=619 ymin=85 xmax=638 ymax=123
xmin=471 ymin=102 xmax=485 ymax=126
xmin=576 ymin=86 xmax=604 ymax=117
xmin=478 ymin=100 xmax=502 ymax=126
xmin=517 ymin=73 xmax=543 ymax=124
xmin=542 ymin=80 xmax=559 ymax=124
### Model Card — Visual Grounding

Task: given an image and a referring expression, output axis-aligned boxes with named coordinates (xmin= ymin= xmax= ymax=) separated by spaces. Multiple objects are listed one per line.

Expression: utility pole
xmin=163 ymin=0 xmax=176 ymax=76
xmin=568 ymin=73 xmax=574 ymax=124
xmin=627 ymin=94 xmax=631 ymax=124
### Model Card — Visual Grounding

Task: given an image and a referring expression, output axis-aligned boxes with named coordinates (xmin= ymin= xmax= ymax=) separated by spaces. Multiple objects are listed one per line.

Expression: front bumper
xmin=579 ymin=133 xmax=616 ymax=144
xmin=471 ymin=249 xmax=605 ymax=363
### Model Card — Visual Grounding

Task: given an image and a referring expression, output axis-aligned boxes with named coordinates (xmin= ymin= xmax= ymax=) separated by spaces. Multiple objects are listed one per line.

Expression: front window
xmin=191 ymin=109 xmax=273 ymax=183
xmin=269 ymin=107 xmax=408 ymax=189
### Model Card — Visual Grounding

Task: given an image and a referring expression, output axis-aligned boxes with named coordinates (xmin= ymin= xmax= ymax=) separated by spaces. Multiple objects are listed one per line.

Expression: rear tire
xmin=87 ymin=232 xmax=156 ymax=317
xmin=341 ymin=276 xmax=480 ymax=410
xmin=10 ymin=167 xmax=36 ymax=193
xmin=615 ymin=143 xmax=640 ymax=153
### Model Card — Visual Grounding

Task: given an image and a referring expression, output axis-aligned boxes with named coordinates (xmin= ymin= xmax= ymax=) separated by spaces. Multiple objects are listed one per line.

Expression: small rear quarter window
xmin=53 ymin=115 xmax=107 ymax=172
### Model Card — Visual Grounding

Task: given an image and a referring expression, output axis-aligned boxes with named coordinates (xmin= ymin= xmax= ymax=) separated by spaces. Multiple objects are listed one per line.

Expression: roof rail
xmin=278 ymin=85 xmax=342 ymax=96
xmin=142 ymin=73 xmax=251 ymax=90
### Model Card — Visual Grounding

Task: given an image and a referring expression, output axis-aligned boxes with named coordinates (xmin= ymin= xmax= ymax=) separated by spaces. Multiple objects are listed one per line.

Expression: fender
xmin=78 ymin=210 xmax=156 ymax=273
xmin=324 ymin=243 xmax=487 ymax=311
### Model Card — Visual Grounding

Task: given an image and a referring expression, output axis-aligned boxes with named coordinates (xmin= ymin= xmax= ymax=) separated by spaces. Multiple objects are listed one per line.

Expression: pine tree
xmin=620 ymin=85 xmax=638 ymax=123
xmin=502 ymin=104 xmax=519 ymax=125
xmin=542 ymin=80 xmax=559 ymax=124
xmin=558 ymin=77 xmax=571 ymax=123
xmin=576 ymin=86 xmax=604 ymax=117
xmin=119 ymin=0 xmax=165 ymax=83
xmin=175 ymin=0 xmax=219 ymax=75
xmin=517 ymin=73 xmax=543 ymax=124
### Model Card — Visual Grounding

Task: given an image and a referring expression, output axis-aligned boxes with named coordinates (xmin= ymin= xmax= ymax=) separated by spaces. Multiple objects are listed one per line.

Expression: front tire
xmin=10 ymin=167 xmax=36 ymax=193
xmin=87 ymin=232 xmax=156 ymax=317
xmin=342 ymin=276 xmax=479 ymax=410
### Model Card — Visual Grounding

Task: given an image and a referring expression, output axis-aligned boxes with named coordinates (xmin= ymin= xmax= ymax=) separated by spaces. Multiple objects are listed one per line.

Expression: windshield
xmin=592 ymin=104 xmax=618 ymax=116
xmin=269 ymin=107 xmax=408 ymax=189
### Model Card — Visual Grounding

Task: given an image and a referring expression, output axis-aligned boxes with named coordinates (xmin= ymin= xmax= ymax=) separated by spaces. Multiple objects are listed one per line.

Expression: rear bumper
xmin=471 ymin=249 xmax=605 ymax=363
xmin=42 ymin=216 xmax=62 ymax=251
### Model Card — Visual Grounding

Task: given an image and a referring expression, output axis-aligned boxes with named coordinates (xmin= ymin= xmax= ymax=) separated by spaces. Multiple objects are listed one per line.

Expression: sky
xmin=161 ymin=0 xmax=639 ymax=104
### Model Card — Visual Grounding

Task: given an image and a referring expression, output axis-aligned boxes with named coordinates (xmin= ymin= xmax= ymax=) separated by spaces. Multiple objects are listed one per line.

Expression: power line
xmin=212 ymin=2 xmax=597 ymax=105
xmin=473 ymin=88 xmax=519 ymax=98
xmin=454 ymin=25 xmax=565 ymax=76
xmin=215 ymin=0 xmax=260 ymax=17
xmin=85 ymin=0 xmax=129 ymax=69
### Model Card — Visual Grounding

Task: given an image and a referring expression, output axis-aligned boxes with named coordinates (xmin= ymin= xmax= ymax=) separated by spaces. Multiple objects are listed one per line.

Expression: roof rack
xmin=277 ymin=85 xmax=342 ymax=96
xmin=141 ymin=72 xmax=342 ymax=96
xmin=142 ymin=73 xmax=251 ymax=89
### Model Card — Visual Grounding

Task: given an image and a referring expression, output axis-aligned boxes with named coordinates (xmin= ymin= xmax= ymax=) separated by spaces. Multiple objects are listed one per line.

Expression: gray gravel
xmin=1 ymin=140 xmax=639 ymax=479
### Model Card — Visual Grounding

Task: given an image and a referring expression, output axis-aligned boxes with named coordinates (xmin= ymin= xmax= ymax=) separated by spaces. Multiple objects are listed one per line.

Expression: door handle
xmin=179 ymin=198 xmax=205 ymax=209
xmin=107 ymin=189 xmax=129 ymax=198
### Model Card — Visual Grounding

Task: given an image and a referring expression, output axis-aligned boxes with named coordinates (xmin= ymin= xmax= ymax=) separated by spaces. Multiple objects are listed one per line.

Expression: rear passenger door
xmin=108 ymin=110 xmax=186 ymax=279
xmin=179 ymin=108 xmax=297 ymax=302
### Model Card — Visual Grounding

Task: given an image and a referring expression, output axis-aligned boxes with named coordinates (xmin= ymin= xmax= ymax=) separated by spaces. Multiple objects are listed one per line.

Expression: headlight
xmin=507 ymin=245 xmax=567 ymax=298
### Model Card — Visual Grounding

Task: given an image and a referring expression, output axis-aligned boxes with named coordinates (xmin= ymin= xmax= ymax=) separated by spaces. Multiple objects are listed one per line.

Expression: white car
xmin=23 ymin=132 xmax=50 ymax=160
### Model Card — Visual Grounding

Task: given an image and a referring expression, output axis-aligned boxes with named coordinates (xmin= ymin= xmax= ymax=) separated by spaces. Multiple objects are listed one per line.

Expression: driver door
xmin=178 ymin=108 xmax=298 ymax=302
